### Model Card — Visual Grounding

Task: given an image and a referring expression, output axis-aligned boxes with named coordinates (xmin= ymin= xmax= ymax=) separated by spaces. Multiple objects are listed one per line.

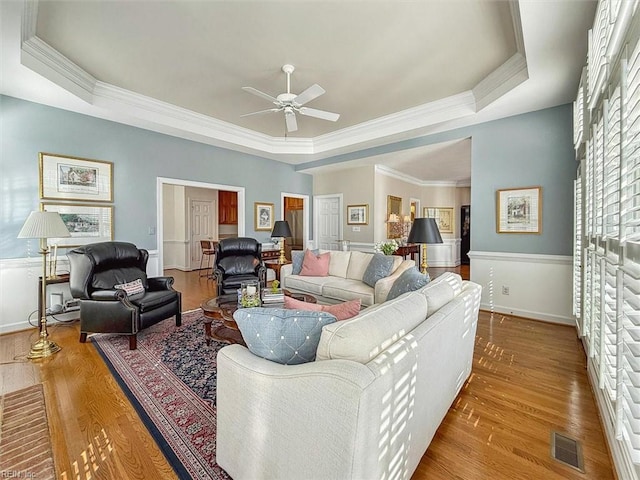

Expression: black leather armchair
xmin=213 ymin=237 xmax=267 ymax=295
xmin=67 ymin=241 xmax=182 ymax=350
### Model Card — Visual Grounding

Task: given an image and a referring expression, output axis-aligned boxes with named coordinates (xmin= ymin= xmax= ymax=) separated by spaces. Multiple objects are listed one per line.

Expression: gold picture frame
xmin=42 ymin=202 xmax=114 ymax=248
xmin=347 ymin=204 xmax=369 ymax=225
xmin=387 ymin=195 xmax=403 ymax=238
xmin=423 ymin=207 xmax=454 ymax=234
xmin=496 ymin=186 xmax=542 ymax=234
xmin=254 ymin=202 xmax=274 ymax=231
xmin=39 ymin=152 xmax=113 ymax=203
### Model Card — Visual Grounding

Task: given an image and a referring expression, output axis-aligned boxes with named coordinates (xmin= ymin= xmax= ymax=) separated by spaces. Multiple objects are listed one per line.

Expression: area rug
xmin=0 ymin=383 xmax=56 ymax=480
xmin=92 ymin=310 xmax=231 ymax=480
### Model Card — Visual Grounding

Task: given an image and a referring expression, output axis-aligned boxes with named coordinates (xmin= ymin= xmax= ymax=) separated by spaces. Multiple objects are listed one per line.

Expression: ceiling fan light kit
xmin=241 ymin=64 xmax=340 ymax=133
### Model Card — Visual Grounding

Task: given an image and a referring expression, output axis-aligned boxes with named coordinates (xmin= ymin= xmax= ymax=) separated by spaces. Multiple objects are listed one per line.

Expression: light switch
xmin=352 ymin=226 xmax=360 ymax=232
xmin=148 ymin=227 xmax=156 ymax=235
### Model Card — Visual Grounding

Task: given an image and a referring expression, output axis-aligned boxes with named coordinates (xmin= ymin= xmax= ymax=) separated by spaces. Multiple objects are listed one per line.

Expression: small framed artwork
xmin=42 ymin=202 xmax=114 ymax=248
xmin=254 ymin=202 xmax=274 ymax=231
xmin=423 ymin=207 xmax=454 ymax=233
xmin=496 ymin=186 xmax=542 ymax=234
xmin=347 ymin=204 xmax=369 ymax=225
xmin=39 ymin=152 xmax=113 ymax=203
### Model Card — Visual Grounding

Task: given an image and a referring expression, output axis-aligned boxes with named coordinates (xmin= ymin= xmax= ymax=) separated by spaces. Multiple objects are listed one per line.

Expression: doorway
xmin=156 ymin=177 xmax=245 ymax=273
xmin=281 ymin=193 xmax=310 ymax=256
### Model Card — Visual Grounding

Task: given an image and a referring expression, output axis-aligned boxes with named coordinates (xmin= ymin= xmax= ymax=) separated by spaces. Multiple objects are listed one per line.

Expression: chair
xmin=213 ymin=237 xmax=267 ymax=295
xmin=67 ymin=241 xmax=182 ymax=350
xmin=199 ymin=240 xmax=217 ymax=277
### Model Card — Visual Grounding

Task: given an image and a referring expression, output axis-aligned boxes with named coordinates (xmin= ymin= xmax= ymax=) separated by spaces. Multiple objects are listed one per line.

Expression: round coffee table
xmin=200 ymin=290 xmax=317 ymax=346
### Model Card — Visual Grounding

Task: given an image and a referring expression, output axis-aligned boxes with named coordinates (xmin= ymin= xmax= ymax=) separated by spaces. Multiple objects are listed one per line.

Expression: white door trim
xmin=157 ymin=177 xmax=245 ymax=273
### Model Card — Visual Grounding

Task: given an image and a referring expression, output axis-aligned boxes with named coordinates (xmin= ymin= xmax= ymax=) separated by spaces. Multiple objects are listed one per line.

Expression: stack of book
xmin=262 ymin=288 xmax=285 ymax=305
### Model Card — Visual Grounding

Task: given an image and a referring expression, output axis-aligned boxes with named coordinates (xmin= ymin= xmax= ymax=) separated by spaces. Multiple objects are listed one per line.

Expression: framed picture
xmin=387 ymin=195 xmax=403 ymax=238
xmin=347 ymin=204 xmax=369 ymax=225
xmin=254 ymin=202 xmax=274 ymax=231
xmin=42 ymin=202 xmax=114 ymax=248
xmin=496 ymin=186 xmax=542 ymax=234
xmin=39 ymin=152 xmax=113 ymax=202
xmin=423 ymin=207 xmax=454 ymax=234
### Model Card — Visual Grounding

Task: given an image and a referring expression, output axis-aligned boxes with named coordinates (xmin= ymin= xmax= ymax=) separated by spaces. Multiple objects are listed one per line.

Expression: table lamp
xmin=271 ymin=220 xmax=292 ymax=264
xmin=18 ymin=210 xmax=71 ymax=359
xmin=407 ymin=218 xmax=443 ymax=274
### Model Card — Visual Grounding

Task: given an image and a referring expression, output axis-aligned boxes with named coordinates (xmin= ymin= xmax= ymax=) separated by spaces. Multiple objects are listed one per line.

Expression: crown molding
xmin=17 ymin=1 xmax=529 ymax=162
xmin=374 ymin=165 xmax=469 ymax=187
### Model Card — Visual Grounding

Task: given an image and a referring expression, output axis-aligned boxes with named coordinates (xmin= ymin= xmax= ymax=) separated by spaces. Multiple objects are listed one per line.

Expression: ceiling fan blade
xmin=298 ymin=107 xmax=340 ymax=122
xmin=242 ymin=86 xmax=279 ymax=104
xmin=285 ymin=110 xmax=298 ymax=132
xmin=293 ymin=84 xmax=325 ymax=106
xmin=240 ymin=108 xmax=280 ymax=117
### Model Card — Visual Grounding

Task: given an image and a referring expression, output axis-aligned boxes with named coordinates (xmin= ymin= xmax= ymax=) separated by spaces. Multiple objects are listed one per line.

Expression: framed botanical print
xmin=254 ymin=202 xmax=274 ymax=231
xmin=39 ymin=152 xmax=113 ymax=203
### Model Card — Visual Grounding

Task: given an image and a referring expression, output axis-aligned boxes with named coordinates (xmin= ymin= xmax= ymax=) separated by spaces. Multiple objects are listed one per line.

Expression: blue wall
xmin=1 ymin=95 xmax=313 ymax=259
xmin=299 ymin=104 xmax=575 ymax=256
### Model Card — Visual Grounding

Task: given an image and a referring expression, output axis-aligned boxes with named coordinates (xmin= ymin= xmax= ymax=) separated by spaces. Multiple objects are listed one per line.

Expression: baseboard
xmin=481 ymin=303 xmax=575 ymax=325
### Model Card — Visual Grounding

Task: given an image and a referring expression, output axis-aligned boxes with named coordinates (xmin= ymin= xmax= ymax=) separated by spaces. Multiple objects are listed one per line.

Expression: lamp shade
xmin=271 ymin=220 xmax=292 ymax=238
xmin=18 ymin=211 xmax=71 ymax=239
xmin=407 ymin=218 xmax=443 ymax=244
xmin=387 ymin=213 xmax=400 ymax=223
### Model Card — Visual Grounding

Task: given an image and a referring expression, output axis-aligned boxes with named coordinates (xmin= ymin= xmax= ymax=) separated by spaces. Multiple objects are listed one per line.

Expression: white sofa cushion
xmin=328 ymin=251 xmax=351 ymax=278
xmin=321 ymin=278 xmax=375 ymax=306
xmin=285 ymin=275 xmax=334 ymax=296
xmin=419 ymin=272 xmax=463 ymax=316
xmin=316 ymin=292 xmax=428 ymax=363
xmin=346 ymin=251 xmax=373 ymax=281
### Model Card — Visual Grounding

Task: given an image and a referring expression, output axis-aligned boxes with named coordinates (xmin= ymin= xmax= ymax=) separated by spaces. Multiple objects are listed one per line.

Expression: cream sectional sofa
xmin=279 ymin=250 xmax=415 ymax=306
xmin=216 ymin=272 xmax=482 ymax=480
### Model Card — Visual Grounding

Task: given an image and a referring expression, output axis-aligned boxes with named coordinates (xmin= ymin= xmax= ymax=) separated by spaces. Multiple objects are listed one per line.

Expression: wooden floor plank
xmin=0 ymin=265 xmax=614 ymax=479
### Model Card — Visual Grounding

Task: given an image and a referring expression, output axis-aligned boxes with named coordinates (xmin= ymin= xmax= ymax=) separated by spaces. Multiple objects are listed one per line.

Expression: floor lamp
xmin=407 ymin=218 xmax=443 ymax=274
xmin=18 ymin=210 xmax=71 ymax=359
xmin=271 ymin=220 xmax=292 ymax=264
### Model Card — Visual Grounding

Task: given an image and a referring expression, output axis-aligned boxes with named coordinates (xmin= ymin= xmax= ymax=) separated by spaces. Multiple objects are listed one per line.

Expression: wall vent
xmin=551 ymin=431 xmax=584 ymax=472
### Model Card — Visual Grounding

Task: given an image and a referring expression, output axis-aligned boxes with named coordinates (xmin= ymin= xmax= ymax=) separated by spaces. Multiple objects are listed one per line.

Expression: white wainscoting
xmin=0 ymin=251 xmax=160 ymax=334
xmin=469 ymin=251 xmax=574 ymax=325
xmin=163 ymin=240 xmax=189 ymax=271
xmin=426 ymin=238 xmax=461 ymax=267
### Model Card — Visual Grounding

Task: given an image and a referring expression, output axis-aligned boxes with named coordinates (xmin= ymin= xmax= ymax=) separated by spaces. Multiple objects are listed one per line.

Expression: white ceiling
xmin=0 ymin=1 xmax=596 ymax=182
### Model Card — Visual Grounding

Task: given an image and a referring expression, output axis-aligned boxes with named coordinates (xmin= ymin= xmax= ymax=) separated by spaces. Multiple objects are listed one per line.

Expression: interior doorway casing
xmin=157 ymin=177 xmax=245 ymax=273
xmin=280 ymin=192 xmax=310 ymax=250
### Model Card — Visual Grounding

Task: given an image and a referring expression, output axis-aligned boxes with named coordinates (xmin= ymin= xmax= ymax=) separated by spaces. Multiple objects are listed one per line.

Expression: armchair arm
xmin=90 ymin=289 xmax=127 ymax=301
xmin=147 ymin=276 xmax=175 ymax=291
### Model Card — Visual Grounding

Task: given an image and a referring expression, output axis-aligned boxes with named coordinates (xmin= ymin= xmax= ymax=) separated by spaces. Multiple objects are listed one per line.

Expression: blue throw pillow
xmin=291 ymin=249 xmax=319 ymax=275
xmin=233 ymin=307 xmax=337 ymax=365
xmin=362 ymin=253 xmax=395 ymax=287
xmin=387 ymin=267 xmax=431 ymax=301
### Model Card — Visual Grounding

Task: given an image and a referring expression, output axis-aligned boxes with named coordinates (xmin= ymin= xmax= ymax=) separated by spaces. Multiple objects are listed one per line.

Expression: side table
xmin=38 ymin=274 xmax=70 ymax=331
xmin=264 ymin=259 xmax=292 ymax=282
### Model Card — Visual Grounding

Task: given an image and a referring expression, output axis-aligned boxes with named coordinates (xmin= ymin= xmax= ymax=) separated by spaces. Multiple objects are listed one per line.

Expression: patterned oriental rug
xmin=92 ymin=310 xmax=231 ymax=480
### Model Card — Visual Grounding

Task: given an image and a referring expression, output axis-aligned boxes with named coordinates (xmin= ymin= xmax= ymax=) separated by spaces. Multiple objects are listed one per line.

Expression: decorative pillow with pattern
xmin=291 ymin=249 xmax=319 ymax=275
xmin=387 ymin=267 xmax=430 ymax=300
xmin=114 ymin=278 xmax=145 ymax=296
xmin=362 ymin=253 xmax=395 ymax=287
xmin=233 ymin=308 xmax=337 ymax=365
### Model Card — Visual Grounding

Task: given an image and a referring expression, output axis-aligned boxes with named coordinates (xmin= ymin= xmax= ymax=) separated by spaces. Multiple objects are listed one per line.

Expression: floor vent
xmin=551 ymin=431 xmax=584 ymax=472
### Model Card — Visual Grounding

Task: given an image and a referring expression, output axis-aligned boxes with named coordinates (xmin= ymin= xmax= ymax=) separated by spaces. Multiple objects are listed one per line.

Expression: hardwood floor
xmin=0 ymin=265 xmax=614 ymax=479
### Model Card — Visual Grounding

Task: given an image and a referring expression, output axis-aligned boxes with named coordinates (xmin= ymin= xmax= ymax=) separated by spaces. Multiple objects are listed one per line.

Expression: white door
xmin=314 ymin=195 xmax=342 ymax=250
xmin=191 ymin=199 xmax=215 ymax=269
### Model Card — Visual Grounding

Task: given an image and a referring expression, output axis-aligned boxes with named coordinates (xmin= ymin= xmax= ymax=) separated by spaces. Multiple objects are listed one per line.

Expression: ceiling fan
xmin=241 ymin=64 xmax=340 ymax=133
